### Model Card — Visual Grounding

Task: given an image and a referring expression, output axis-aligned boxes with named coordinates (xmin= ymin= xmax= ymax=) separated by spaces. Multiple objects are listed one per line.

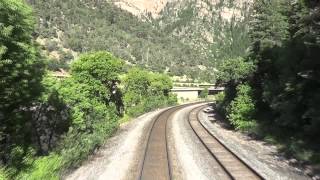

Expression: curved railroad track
xmin=188 ymin=105 xmax=264 ymax=180
xmin=138 ymin=103 xmax=264 ymax=180
xmin=138 ymin=103 xmax=199 ymax=180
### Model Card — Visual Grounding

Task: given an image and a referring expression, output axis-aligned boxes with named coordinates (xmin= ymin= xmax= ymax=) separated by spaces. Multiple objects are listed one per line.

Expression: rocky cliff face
xmin=113 ymin=0 xmax=169 ymax=18
xmin=113 ymin=0 xmax=251 ymax=20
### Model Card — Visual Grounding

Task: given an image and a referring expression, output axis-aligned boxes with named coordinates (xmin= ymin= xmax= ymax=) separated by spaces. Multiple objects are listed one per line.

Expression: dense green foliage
xmin=1 ymin=51 xmax=124 ymax=179
xmin=217 ymin=0 xmax=320 ymax=163
xmin=216 ymin=57 xmax=256 ymax=116
xmin=123 ymin=68 xmax=177 ymax=117
xmin=1 ymin=50 xmax=176 ymax=179
xmin=0 ymin=0 xmax=45 ymax=169
xmin=0 ymin=0 xmax=44 ymax=110
xmin=226 ymin=84 xmax=256 ymax=131
xmin=217 ymin=57 xmax=255 ymax=84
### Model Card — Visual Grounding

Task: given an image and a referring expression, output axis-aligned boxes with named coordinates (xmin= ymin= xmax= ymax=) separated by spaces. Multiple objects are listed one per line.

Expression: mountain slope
xmin=27 ymin=0 xmax=252 ymax=82
xmin=113 ymin=0 xmax=168 ymax=18
xmin=157 ymin=0 xmax=252 ymax=66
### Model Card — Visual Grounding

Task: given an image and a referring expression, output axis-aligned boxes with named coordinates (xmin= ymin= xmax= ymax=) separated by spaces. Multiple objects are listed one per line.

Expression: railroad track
xmin=138 ymin=103 xmax=199 ymax=180
xmin=138 ymin=103 xmax=264 ymax=180
xmin=188 ymin=105 xmax=264 ymax=180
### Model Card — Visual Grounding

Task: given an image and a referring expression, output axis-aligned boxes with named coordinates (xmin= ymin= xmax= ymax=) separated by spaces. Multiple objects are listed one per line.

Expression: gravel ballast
xmin=65 ymin=103 xmax=312 ymax=180
xmin=198 ymin=106 xmax=311 ymax=180
xmin=168 ymin=103 xmax=231 ymax=180
xmin=65 ymin=109 xmax=166 ymax=180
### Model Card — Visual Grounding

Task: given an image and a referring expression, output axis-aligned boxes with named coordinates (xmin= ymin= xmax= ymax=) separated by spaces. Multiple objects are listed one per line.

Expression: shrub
xmin=0 ymin=167 xmax=9 ymax=180
xmin=17 ymin=154 xmax=63 ymax=180
xmin=199 ymin=88 xmax=209 ymax=99
xmin=52 ymin=52 xmax=123 ymax=169
xmin=227 ymin=84 xmax=257 ymax=131
xmin=217 ymin=57 xmax=255 ymax=84
xmin=123 ymin=68 xmax=176 ymax=117
xmin=215 ymin=91 xmax=225 ymax=104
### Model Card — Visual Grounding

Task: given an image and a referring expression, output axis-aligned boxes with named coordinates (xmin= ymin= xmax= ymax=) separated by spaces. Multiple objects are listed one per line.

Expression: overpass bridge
xmin=171 ymin=86 xmax=225 ymax=101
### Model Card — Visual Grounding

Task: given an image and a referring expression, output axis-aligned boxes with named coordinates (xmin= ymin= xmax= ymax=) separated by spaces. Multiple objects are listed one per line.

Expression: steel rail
xmin=188 ymin=105 xmax=264 ymax=180
xmin=138 ymin=102 xmax=203 ymax=180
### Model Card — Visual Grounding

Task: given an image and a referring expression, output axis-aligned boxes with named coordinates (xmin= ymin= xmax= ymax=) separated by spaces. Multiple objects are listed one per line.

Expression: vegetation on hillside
xmin=216 ymin=0 xmax=320 ymax=165
xmin=26 ymin=0 xmax=209 ymax=80
xmin=158 ymin=0 xmax=252 ymax=71
xmin=24 ymin=0 xmax=254 ymax=82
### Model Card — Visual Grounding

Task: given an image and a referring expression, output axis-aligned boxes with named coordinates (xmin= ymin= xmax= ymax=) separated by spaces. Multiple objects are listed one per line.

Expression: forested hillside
xmin=26 ymin=0 xmax=253 ymax=82
xmin=26 ymin=0 xmax=211 ymax=80
xmin=157 ymin=0 xmax=252 ymax=68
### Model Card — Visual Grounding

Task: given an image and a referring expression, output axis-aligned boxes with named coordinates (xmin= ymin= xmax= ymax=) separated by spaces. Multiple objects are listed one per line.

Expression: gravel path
xmin=65 ymin=109 xmax=166 ymax=180
xmin=198 ymin=105 xmax=311 ymax=180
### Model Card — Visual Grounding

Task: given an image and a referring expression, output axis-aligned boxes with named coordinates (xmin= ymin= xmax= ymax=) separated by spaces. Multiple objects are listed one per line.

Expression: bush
xmin=0 ymin=167 xmax=9 ymax=180
xmin=199 ymin=88 xmax=209 ymax=99
xmin=2 ymin=50 xmax=177 ymax=179
xmin=227 ymin=84 xmax=257 ymax=131
xmin=123 ymin=68 xmax=177 ymax=117
xmin=215 ymin=91 xmax=225 ymax=104
xmin=17 ymin=154 xmax=63 ymax=180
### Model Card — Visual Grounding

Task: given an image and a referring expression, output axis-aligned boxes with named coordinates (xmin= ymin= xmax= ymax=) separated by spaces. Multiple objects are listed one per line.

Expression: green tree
xmin=123 ymin=68 xmax=176 ymax=116
xmin=199 ymin=88 xmax=209 ymax=99
xmin=0 ymin=0 xmax=45 ymax=164
xmin=71 ymin=51 xmax=124 ymax=113
xmin=216 ymin=57 xmax=255 ymax=115
xmin=227 ymin=84 xmax=256 ymax=131
xmin=217 ymin=57 xmax=255 ymax=84
xmin=123 ymin=68 xmax=150 ymax=108
xmin=226 ymin=0 xmax=320 ymax=162
xmin=149 ymin=73 xmax=173 ymax=96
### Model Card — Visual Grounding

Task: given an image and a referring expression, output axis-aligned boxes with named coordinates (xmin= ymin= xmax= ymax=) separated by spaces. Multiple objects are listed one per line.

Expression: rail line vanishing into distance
xmin=138 ymin=103 xmax=264 ymax=180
